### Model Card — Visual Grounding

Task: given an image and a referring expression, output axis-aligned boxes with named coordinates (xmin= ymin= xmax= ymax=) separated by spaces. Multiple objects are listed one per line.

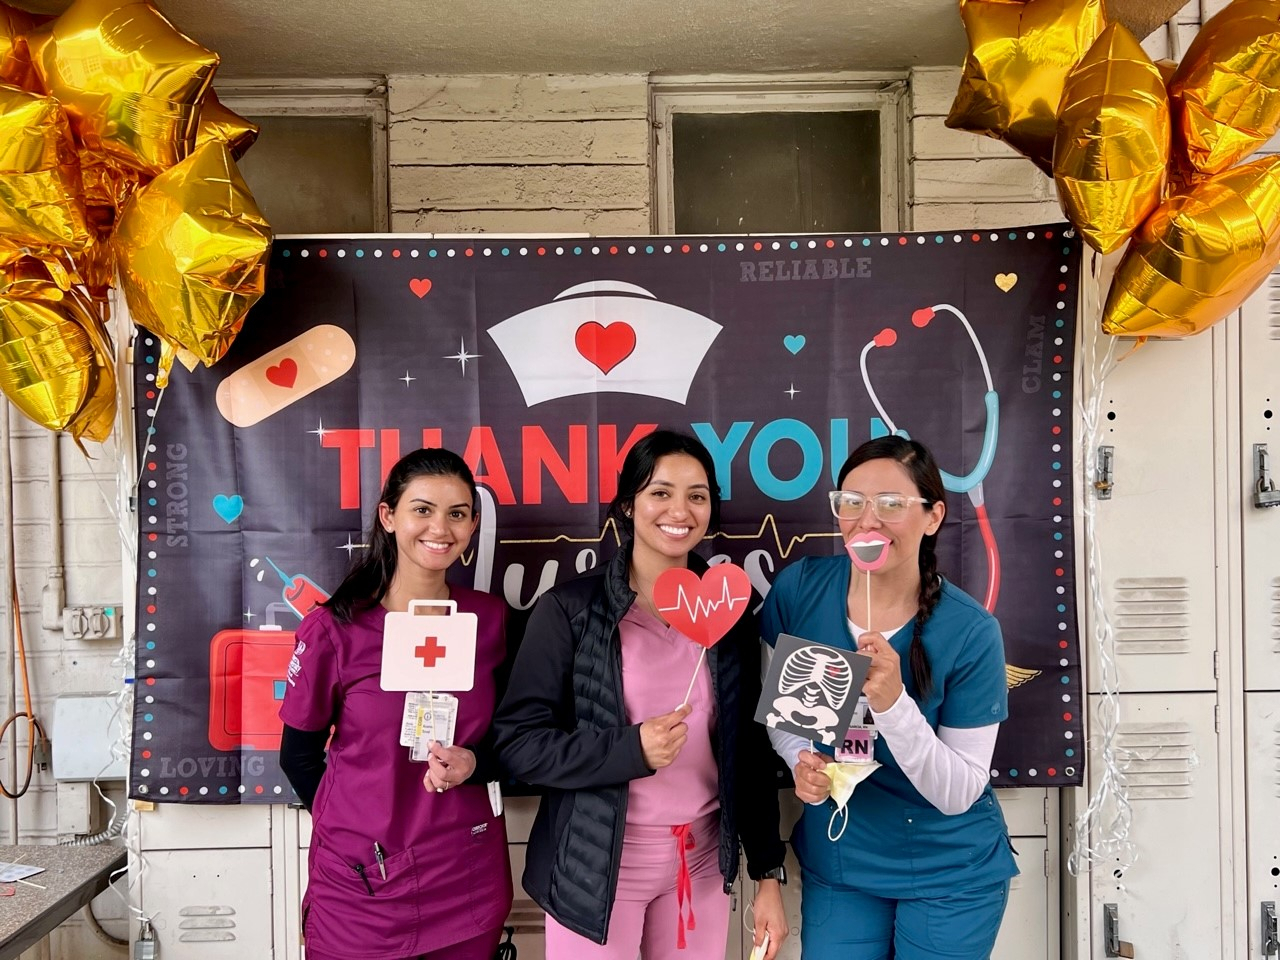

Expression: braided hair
xmin=836 ymin=436 xmax=947 ymax=700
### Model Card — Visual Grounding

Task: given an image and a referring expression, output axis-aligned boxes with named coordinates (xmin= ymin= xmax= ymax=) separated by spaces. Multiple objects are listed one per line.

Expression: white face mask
xmin=826 ymin=761 xmax=882 ymax=842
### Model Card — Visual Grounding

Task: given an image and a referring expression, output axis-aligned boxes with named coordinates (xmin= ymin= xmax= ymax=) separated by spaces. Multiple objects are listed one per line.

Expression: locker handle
xmin=1264 ymin=901 xmax=1278 ymax=957
xmin=1094 ymin=445 xmax=1114 ymax=500
xmin=1103 ymin=903 xmax=1135 ymax=958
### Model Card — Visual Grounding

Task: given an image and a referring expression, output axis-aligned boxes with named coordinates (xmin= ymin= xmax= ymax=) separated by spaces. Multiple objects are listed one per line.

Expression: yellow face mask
xmin=825 ymin=761 xmax=881 ymax=842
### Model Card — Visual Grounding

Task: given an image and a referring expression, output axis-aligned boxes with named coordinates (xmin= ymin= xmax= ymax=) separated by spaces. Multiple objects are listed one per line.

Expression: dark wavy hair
xmin=606 ymin=429 xmax=722 ymax=538
xmin=837 ymin=435 xmax=946 ymax=700
xmin=324 ymin=448 xmax=479 ymax=623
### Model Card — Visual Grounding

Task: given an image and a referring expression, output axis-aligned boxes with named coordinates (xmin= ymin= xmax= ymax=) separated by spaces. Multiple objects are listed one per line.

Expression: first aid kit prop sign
xmin=132 ymin=228 xmax=1083 ymax=802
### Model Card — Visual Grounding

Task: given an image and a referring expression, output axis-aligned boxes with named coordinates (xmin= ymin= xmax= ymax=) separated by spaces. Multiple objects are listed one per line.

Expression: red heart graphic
xmin=409 ymin=278 xmax=433 ymax=298
xmin=265 ymin=358 xmax=298 ymax=388
xmin=652 ymin=564 xmax=752 ymax=649
xmin=575 ymin=321 xmax=636 ymax=375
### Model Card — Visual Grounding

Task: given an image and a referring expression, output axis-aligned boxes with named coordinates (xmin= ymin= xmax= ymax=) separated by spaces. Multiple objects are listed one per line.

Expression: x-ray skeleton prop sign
xmin=756 ymin=633 xmax=872 ymax=745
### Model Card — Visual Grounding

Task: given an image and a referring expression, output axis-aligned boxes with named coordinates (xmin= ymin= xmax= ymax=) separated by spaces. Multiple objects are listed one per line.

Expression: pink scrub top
xmin=619 ymin=603 xmax=719 ymax=827
xmin=279 ymin=586 xmax=513 ymax=960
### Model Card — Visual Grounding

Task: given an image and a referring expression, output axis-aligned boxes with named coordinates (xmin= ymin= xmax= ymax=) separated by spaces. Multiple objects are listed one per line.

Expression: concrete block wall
xmin=907 ymin=66 xmax=1061 ymax=229
xmin=387 ymin=74 xmax=652 ymax=235
xmin=2 ymin=420 xmax=132 ymax=955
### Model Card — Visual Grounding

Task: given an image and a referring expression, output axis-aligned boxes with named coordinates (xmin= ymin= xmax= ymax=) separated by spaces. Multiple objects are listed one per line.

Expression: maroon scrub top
xmin=279 ymin=586 xmax=513 ymax=960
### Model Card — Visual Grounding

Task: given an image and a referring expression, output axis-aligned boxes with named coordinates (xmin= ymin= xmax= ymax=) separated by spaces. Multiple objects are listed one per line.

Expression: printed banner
xmin=132 ymin=227 xmax=1083 ymax=802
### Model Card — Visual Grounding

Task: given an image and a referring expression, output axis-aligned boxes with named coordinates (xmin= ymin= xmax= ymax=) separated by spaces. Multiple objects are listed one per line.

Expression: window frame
xmin=651 ymin=75 xmax=908 ymax=236
xmin=216 ymin=78 xmax=390 ymax=232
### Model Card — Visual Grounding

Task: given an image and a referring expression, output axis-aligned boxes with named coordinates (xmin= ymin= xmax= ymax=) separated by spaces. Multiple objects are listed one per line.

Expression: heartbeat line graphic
xmin=499 ymin=515 xmax=836 ymax=557
xmin=658 ymin=580 xmax=751 ymax=620
xmin=709 ymin=515 xmax=840 ymax=558
xmin=499 ymin=517 xmax=625 ymax=547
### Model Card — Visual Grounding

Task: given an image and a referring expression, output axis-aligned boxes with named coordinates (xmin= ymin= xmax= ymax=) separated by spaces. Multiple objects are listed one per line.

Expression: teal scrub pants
xmin=798 ymin=870 xmax=1010 ymax=960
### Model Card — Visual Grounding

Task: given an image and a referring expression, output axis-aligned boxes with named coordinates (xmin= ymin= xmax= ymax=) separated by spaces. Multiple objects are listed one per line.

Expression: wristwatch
xmin=758 ymin=865 xmax=787 ymax=885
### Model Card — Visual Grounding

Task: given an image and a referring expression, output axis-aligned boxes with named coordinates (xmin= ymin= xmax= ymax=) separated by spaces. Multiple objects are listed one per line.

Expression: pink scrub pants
xmin=545 ymin=814 xmax=729 ymax=960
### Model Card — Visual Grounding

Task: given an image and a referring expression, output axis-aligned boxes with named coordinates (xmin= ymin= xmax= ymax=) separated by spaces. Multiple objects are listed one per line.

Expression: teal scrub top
xmin=761 ymin=554 xmax=1019 ymax=898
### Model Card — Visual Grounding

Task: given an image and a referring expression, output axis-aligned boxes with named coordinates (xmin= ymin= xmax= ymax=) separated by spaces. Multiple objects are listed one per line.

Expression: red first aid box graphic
xmin=380 ymin=600 xmax=478 ymax=692
xmin=208 ymin=621 xmax=297 ymax=752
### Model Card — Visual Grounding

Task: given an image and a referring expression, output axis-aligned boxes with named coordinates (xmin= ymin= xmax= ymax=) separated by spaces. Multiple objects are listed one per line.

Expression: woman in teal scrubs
xmin=762 ymin=436 xmax=1017 ymax=960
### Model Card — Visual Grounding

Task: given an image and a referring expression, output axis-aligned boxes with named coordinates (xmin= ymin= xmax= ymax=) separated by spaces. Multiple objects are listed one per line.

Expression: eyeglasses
xmin=828 ymin=491 xmax=932 ymax=523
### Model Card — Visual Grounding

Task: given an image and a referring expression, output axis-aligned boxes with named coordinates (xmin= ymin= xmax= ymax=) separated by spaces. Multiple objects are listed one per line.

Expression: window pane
xmin=672 ymin=111 xmax=881 ymax=234
xmin=235 ymin=116 xmax=377 ymax=234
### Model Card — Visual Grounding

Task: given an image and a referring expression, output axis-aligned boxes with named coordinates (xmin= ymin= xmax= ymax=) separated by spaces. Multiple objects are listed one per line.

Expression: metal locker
xmin=140 ymin=847 xmax=276 ymax=957
xmin=1087 ymin=693 xmax=1221 ymax=958
xmin=1245 ymin=693 xmax=1280 ymax=959
xmin=137 ymin=800 xmax=272 ymax=851
xmin=994 ymin=837 xmax=1049 ymax=960
xmin=1078 ymin=322 xmax=1220 ymax=694
xmin=1238 ymin=275 xmax=1280 ymax=692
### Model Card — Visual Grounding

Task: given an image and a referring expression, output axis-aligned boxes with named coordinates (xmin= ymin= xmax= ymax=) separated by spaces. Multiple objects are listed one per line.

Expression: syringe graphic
xmin=264 ymin=557 xmax=330 ymax=620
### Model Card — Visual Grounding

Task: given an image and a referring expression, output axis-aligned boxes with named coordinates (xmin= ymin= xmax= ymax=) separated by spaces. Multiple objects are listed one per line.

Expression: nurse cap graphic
xmin=487 ymin=280 xmax=722 ymax=407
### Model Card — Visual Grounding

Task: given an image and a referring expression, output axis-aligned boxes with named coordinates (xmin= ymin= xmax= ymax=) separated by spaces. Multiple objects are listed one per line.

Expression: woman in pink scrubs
xmin=279 ymin=448 xmax=512 ymax=960
xmin=495 ymin=430 xmax=788 ymax=960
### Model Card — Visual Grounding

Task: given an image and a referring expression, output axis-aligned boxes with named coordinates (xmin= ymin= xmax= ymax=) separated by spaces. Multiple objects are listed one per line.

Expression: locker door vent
xmin=1268 ymin=273 xmax=1280 ymax=339
xmin=1112 ymin=578 xmax=1191 ymax=655
xmin=1115 ymin=721 xmax=1195 ymax=800
xmin=177 ymin=905 xmax=237 ymax=942
xmin=1271 ymin=577 xmax=1280 ymax=651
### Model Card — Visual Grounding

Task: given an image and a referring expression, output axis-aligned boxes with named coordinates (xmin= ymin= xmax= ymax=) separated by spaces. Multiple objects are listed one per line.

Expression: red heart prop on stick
xmin=652 ymin=563 xmax=752 ymax=649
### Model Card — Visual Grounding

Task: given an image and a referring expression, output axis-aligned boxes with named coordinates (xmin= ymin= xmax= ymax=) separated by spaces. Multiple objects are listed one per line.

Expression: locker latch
xmin=1103 ymin=903 xmax=1135 ymax=958
xmin=1094 ymin=445 xmax=1114 ymax=500
xmin=1255 ymin=444 xmax=1280 ymax=508
xmin=1264 ymin=901 xmax=1278 ymax=956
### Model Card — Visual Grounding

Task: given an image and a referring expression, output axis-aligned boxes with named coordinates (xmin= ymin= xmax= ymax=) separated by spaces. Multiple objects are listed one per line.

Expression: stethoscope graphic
xmin=858 ymin=303 xmax=1002 ymax=612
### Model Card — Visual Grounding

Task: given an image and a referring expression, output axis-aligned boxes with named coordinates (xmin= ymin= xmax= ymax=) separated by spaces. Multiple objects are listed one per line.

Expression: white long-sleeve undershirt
xmin=763 ymin=629 xmax=998 ymax=816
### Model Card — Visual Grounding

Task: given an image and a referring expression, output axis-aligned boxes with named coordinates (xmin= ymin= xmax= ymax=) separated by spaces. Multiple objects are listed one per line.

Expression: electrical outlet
xmin=34 ymin=737 xmax=51 ymax=771
xmin=63 ymin=605 xmax=122 ymax=640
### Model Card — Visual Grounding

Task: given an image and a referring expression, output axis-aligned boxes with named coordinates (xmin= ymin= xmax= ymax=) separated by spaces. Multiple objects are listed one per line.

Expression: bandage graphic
xmin=216 ymin=324 xmax=356 ymax=427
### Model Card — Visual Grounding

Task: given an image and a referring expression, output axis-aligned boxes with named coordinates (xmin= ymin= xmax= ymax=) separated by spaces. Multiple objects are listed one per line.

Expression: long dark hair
xmin=324 ymin=448 xmax=479 ymax=623
xmin=837 ymin=436 xmax=946 ymax=700
xmin=606 ymin=429 xmax=722 ymax=539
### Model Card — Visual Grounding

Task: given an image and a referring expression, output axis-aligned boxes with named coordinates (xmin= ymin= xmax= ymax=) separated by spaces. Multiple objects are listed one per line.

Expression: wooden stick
xmin=866 ymin=572 xmax=872 ymax=633
xmin=680 ymin=648 xmax=708 ymax=708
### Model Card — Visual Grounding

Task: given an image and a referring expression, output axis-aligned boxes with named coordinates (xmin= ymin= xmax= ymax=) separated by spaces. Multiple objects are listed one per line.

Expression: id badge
xmin=409 ymin=693 xmax=458 ymax=761
xmin=835 ymin=696 xmax=878 ymax=764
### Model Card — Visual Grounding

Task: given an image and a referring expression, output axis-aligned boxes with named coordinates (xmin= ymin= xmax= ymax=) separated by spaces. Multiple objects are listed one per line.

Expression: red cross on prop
xmin=415 ymin=636 xmax=447 ymax=667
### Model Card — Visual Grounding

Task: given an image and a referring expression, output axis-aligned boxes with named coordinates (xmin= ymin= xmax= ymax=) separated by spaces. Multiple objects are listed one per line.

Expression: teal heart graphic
xmin=212 ymin=494 xmax=244 ymax=524
xmin=783 ymin=335 xmax=806 ymax=355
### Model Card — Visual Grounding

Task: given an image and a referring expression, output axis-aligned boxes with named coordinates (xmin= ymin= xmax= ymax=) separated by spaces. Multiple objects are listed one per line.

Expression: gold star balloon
xmin=195 ymin=90 xmax=258 ymax=160
xmin=63 ymin=288 xmax=115 ymax=444
xmin=0 ymin=85 xmax=90 ymax=260
xmin=947 ymin=0 xmax=1108 ymax=174
xmin=1102 ymin=154 xmax=1280 ymax=338
xmin=1054 ymin=23 xmax=1170 ymax=254
xmin=114 ymin=141 xmax=271 ymax=374
xmin=1169 ymin=0 xmax=1280 ymax=176
xmin=0 ymin=262 xmax=96 ymax=433
xmin=26 ymin=0 xmax=219 ymax=177
xmin=0 ymin=2 xmax=42 ymax=91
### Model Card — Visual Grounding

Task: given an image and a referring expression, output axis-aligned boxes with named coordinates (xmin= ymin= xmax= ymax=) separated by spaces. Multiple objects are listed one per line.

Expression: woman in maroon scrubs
xmin=279 ymin=448 xmax=512 ymax=960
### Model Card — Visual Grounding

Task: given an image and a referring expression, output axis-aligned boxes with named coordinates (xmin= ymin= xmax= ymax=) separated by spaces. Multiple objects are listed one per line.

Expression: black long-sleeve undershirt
xmin=279 ymin=724 xmax=330 ymax=811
